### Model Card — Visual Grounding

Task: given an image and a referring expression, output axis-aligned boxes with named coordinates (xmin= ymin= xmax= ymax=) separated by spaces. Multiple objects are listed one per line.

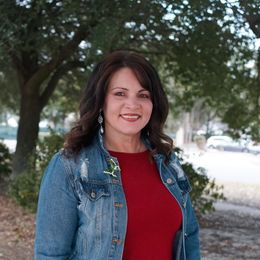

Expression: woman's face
xmin=103 ymin=67 xmax=153 ymax=139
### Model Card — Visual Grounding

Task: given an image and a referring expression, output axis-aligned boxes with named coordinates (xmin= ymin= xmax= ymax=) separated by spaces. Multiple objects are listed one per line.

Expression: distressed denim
xmin=34 ymin=132 xmax=200 ymax=260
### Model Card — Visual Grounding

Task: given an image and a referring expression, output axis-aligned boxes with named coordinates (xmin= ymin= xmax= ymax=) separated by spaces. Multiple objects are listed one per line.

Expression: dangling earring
xmin=98 ymin=112 xmax=104 ymax=134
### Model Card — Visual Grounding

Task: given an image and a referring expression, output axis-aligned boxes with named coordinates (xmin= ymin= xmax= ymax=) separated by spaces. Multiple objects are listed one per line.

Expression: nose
xmin=125 ymin=96 xmax=141 ymax=110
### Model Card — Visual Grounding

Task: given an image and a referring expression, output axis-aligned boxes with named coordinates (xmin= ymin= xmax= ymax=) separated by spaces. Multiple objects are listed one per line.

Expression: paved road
xmin=184 ymin=148 xmax=260 ymax=185
xmin=183 ymin=147 xmax=260 ymax=210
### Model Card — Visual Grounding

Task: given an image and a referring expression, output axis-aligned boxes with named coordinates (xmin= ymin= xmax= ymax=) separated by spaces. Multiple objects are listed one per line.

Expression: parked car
xmin=206 ymin=135 xmax=248 ymax=152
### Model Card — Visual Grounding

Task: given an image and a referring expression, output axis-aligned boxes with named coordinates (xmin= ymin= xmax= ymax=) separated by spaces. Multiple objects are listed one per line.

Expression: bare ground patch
xmin=0 ymin=195 xmax=34 ymax=260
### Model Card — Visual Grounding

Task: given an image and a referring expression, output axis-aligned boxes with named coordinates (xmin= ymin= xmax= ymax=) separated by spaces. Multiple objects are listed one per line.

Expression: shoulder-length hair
xmin=64 ymin=50 xmax=173 ymax=160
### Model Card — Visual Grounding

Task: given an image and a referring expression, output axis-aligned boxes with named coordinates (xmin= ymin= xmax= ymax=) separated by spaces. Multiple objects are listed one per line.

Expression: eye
xmin=139 ymin=93 xmax=151 ymax=99
xmin=114 ymin=91 xmax=125 ymax=97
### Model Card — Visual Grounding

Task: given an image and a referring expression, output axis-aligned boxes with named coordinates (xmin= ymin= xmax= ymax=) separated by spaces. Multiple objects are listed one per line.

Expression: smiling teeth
xmin=122 ymin=115 xmax=139 ymax=119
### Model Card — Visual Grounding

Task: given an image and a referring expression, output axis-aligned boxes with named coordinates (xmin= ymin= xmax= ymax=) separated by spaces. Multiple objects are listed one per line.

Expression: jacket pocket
xmin=81 ymin=181 xmax=111 ymax=201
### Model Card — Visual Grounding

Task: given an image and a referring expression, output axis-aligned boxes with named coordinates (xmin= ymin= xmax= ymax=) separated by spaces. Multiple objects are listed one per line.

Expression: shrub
xmin=10 ymin=132 xmax=64 ymax=212
xmin=36 ymin=132 xmax=64 ymax=171
xmin=10 ymin=169 xmax=42 ymax=211
xmin=0 ymin=141 xmax=12 ymax=182
xmin=175 ymin=147 xmax=225 ymax=214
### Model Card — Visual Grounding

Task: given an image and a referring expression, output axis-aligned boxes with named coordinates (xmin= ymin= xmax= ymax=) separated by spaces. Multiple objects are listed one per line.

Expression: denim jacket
xmin=35 ymin=131 xmax=200 ymax=260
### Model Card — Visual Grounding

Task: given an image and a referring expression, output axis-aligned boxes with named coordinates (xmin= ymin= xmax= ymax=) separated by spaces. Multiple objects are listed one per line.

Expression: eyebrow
xmin=111 ymin=87 xmax=149 ymax=92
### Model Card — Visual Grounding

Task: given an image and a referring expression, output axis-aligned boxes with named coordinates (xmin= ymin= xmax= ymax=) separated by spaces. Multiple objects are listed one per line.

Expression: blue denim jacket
xmin=35 ymin=132 xmax=200 ymax=260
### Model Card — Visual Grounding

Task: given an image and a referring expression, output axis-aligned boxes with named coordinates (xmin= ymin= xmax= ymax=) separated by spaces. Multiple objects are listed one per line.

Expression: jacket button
xmin=90 ymin=192 xmax=96 ymax=198
xmin=166 ymin=178 xmax=173 ymax=184
xmin=112 ymin=239 xmax=122 ymax=244
xmin=114 ymin=202 xmax=123 ymax=208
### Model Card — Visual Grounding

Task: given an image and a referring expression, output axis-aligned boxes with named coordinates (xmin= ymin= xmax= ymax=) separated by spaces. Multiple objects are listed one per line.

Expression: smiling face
xmin=103 ymin=67 xmax=153 ymax=140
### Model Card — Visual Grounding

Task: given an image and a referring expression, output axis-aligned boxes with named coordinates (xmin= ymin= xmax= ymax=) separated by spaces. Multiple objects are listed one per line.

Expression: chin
xmin=119 ymin=127 xmax=143 ymax=136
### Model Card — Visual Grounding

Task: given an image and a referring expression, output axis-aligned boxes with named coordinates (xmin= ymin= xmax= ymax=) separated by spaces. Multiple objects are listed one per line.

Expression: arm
xmin=34 ymin=153 xmax=78 ymax=259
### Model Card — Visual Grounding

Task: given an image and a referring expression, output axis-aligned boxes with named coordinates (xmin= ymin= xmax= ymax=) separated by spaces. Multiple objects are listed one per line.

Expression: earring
xmin=98 ymin=112 xmax=104 ymax=134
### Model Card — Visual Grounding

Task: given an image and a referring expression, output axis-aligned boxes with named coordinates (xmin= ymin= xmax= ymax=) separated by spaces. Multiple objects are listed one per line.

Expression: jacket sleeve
xmin=34 ymin=153 xmax=78 ymax=259
xmin=184 ymin=195 xmax=201 ymax=260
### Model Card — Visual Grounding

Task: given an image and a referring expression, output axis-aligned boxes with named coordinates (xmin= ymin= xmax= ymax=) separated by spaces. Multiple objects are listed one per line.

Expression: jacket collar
xmin=94 ymin=127 xmax=191 ymax=192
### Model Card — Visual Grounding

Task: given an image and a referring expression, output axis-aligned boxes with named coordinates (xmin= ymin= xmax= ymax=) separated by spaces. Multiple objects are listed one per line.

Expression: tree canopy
xmin=0 ymin=0 xmax=259 ymax=176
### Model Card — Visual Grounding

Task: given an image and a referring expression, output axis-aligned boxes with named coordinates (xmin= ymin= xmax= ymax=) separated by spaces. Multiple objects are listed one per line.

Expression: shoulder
xmin=57 ymin=142 xmax=105 ymax=174
xmin=166 ymin=150 xmax=192 ymax=193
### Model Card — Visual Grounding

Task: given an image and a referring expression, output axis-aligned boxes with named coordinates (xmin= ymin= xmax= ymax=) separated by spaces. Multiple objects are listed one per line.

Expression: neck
xmin=104 ymin=133 xmax=146 ymax=153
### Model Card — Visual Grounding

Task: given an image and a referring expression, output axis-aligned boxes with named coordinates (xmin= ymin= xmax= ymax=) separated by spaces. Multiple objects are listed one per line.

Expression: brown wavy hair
xmin=64 ymin=50 xmax=173 ymax=160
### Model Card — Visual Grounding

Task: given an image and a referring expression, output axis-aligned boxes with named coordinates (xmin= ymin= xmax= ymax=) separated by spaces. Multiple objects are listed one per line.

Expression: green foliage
xmin=0 ymin=0 xmax=256 ymax=116
xmin=1 ymin=0 xmax=259 ymax=176
xmin=9 ymin=168 xmax=41 ymax=212
xmin=175 ymin=147 xmax=225 ymax=214
xmin=183 ymin=163 xmax=225 ymax=215
xmin=0 ymin=141 xmax=12 ymax=182
xmin=10 ymin=132 xmax=64 ymax=211
xmin=36 ymin=132 xmax=64 ymax=170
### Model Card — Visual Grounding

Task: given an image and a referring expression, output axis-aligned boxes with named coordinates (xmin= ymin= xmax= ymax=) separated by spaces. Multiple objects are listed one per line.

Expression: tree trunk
xmin=12 ymin=92 xmax=42 ymax=177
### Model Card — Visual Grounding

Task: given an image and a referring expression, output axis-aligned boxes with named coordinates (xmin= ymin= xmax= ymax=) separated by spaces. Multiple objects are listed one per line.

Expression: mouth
xmin=120 ymin=114 xmax=141 ymax=121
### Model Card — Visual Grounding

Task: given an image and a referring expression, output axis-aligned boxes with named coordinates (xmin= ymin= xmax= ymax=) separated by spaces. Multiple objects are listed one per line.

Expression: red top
xmin=109 ymin=150 xmax=182 ymax=260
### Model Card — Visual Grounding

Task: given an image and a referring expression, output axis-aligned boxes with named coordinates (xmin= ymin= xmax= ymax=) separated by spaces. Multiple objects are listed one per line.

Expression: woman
xmin=35 ymin=50 xmax=200 ymax=259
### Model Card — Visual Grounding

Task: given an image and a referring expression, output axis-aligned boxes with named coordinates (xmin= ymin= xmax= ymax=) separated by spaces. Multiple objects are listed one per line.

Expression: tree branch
xmin=25 ymin=25 xmax=91 ymax=93
xmin=39 ymin=60 xmax=85 ymax=109
xmin=246 ymin=14 xmax=260 ymax=38
xmin=4 ymin=43 xmax=27 ymax=87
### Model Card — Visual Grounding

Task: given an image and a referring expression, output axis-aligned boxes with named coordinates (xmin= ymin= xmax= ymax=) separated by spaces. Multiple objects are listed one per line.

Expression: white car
xmin=206 ymin=135 xmax=248 ymax=152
